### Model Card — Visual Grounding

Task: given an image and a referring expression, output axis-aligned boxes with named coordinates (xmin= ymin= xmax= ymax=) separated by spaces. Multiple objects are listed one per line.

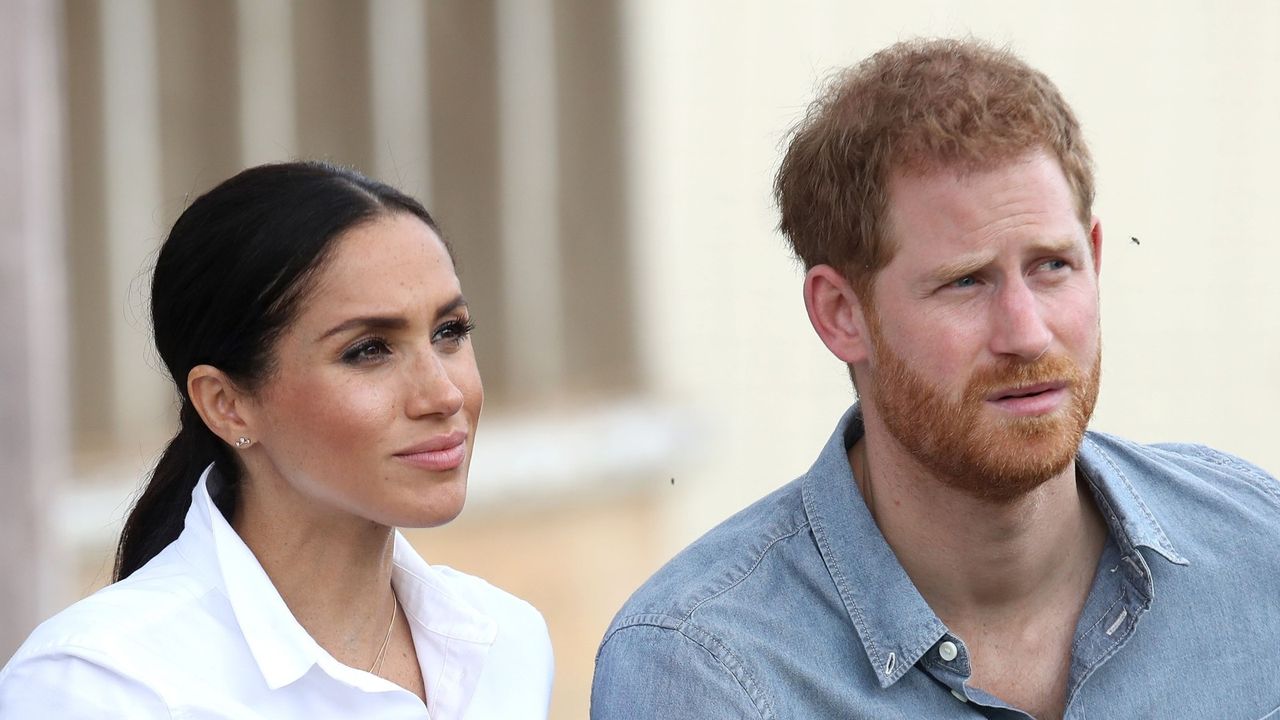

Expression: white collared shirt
xmin=0 ymin=466 xmax=554 ymax=718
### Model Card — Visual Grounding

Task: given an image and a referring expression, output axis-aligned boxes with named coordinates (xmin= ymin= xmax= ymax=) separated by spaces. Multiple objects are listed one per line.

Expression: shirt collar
xmin=388 ymin=534 xmax=497 ymax=646
xmin=389 ymin=533 xmax=497 ymax=719
xmin=1076 ymin=434 xmax=1188 ymax=566
xmin=801 ymin=406 xmax=947 ymax=688
xmin=185 ymin=465 xmax=499 ymax=696
xmin=801 ymin=405 xmax=1187 ymax=689
xmin=193 ymin=465 xmax=326 ymax=689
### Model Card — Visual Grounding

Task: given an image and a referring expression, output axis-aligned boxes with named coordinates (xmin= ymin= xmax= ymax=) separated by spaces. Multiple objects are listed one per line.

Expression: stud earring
xmin=235 ymin=436 xmax=253 ymax=449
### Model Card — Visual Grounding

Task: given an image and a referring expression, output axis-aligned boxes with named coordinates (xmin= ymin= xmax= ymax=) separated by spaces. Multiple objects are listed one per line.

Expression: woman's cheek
xmin=295 ymin=378 xmax=396 ymax=447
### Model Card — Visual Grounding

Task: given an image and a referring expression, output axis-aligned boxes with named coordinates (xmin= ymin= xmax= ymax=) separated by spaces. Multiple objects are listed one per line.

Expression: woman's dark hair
xmin=114 ymin=161 xmax=441 ymax=581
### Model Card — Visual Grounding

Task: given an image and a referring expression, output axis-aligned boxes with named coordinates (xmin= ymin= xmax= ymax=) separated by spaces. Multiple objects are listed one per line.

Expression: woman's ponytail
xmin=113 ymin=401 xmax=237 ymax=580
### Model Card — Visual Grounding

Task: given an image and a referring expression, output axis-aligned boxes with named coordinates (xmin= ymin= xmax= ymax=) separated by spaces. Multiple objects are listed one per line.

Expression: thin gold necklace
xmin=368 ymin=592 xmax=398 ymax=674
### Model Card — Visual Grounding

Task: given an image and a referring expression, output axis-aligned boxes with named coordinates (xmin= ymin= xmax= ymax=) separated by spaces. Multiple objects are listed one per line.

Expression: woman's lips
xmin=394 ymin=432 xmax=467 ymax=471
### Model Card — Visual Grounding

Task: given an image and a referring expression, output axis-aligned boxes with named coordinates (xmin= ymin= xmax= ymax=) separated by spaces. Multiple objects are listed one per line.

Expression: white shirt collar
xmin=2 ymin=465 xmax=552 ymax=718
xmin=188 ymin=465 xmax=498 ymax=708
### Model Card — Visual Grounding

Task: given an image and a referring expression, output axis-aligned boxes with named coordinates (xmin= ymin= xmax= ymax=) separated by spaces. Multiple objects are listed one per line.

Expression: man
xmin=591 ymin=39 xmax=1280 ymax=719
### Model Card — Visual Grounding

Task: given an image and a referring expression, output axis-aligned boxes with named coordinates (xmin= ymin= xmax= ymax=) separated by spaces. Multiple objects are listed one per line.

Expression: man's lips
xmin=393 ymin=431 xmax=468 ymax=471
xmin=985 ymin=381 xmax=1069 ymax=416
xmin=987 ymin=381 xmax=1067 ymax=402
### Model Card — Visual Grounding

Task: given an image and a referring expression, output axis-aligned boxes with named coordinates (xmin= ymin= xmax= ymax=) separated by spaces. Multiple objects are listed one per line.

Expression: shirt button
xmin=938 ymin=640 xmax=958 ymax=662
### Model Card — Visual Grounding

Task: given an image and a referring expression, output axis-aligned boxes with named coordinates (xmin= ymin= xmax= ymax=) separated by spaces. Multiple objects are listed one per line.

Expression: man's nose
xmin=988 ymin=279 xmax=1052 ymax=360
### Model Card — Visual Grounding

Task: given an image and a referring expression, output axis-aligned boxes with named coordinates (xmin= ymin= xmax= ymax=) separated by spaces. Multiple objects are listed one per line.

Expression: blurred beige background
xmin=3 ymin=1 xmax=1279 ymax=718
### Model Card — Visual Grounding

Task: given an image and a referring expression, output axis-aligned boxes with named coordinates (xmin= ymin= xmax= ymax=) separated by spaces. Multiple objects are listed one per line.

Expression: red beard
xmin=865 ymin=312 xmax=1101 ymax=502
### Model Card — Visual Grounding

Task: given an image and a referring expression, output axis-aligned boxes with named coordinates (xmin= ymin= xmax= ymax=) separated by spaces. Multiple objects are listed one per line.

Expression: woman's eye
xmin=433 ymin=318 xmax=476 ymax=347
xmin=341 ymin=338 xmax=391 ymax=364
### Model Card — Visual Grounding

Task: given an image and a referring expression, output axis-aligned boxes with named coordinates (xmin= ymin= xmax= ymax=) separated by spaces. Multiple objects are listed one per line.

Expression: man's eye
xmin=1041 ymin=259 xmax=1068 ymax=271
xmin=951 ymin=276 xmax=978 ymax=289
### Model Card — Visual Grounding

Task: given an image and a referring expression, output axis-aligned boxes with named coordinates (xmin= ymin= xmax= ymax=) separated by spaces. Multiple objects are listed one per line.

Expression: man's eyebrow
xmin=926 ymin=237 xmax=1080 ymax=284
xmin=928 ymin=255 xmax=991 ymax=285
xmin=316 ymin=294 xmax=468 ymax=342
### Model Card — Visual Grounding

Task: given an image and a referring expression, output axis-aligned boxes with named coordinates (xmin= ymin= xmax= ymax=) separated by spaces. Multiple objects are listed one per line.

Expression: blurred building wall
xmin=622 ymin=0 xmax=1280 ymax=547
xmin=2 ymin=1 xmax=1278 ymax=718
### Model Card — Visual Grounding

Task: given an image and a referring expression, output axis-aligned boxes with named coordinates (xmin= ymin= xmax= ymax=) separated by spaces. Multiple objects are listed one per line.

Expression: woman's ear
xmin=187 ymin=365 xmax=254 ymax=447
xmin=803 ymin=265 xmax=873 ymax=365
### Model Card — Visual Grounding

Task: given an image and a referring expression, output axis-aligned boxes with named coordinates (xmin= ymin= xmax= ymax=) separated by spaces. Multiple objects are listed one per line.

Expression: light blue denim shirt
xmin=592 ymin=406 xmax=1280 ymax=719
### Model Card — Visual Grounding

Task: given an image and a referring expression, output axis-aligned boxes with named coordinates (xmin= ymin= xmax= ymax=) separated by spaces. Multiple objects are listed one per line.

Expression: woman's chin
xmin=389 ymin=483 xmax=468 ymax=529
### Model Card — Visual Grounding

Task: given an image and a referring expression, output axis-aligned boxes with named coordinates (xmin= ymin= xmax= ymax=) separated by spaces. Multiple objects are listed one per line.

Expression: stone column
xmin=0 ymin=0 xmax=70 ymax=658
xmin=496 ymin=0 xmax=564 ymax=398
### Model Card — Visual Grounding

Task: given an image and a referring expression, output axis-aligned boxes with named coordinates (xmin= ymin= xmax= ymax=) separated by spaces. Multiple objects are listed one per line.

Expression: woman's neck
xmin=232 ymin=472 xmax=399 ymax=670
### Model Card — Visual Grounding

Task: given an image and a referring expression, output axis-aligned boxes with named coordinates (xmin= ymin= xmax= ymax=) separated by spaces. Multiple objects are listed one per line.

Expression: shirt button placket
xmin=933 ymin=639 xmax=969 ymax=703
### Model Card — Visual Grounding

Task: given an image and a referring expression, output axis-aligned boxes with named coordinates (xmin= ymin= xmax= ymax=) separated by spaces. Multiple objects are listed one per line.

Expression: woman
xmin=0 ymin=162 xmax=554 ymax=718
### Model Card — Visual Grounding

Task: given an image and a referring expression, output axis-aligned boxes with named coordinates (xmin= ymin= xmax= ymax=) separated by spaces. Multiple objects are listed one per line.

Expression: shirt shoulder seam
xmin=681 ymin=520 xmax=811 ymax=624
xmin=598 ymin=617 xmax=772 ymax=719
xmin=1169 ymin=443 xmax=1280 ymax=504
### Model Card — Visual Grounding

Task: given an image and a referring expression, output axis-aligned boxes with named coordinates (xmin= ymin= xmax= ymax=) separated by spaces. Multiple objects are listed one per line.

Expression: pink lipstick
xmin=393 ymin=431 xmax=467 ymax=471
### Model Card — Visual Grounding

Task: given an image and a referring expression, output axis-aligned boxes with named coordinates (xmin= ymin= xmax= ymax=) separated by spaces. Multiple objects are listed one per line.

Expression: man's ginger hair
xmin=774 ymin=38 xmax=1095 ymax=299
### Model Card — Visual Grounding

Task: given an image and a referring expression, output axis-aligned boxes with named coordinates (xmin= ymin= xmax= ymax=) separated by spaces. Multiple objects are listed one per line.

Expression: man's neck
xmin=848 ymin=427 xmax=1107 ymax=628
xmin=849 ymin=417 xmax=1109 ymax=719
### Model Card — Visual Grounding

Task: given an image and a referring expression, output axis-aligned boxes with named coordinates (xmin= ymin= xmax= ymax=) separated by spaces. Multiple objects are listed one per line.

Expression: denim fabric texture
xmin=591 ymin=406 xmax=1280 ymax=719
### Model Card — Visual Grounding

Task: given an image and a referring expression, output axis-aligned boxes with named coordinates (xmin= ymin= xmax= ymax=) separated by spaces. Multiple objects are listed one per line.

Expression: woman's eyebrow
xmin=316 ymin=315 xmax=408 ymax=342
xmin=436 ymin=294 xmax=468 ymax=319
xmin=316 ymin=295 xmax=468 ymax=342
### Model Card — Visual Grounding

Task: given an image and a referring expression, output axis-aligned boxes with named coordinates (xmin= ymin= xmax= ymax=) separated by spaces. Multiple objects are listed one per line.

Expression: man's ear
xmin=187 ymin=365 xmax=255 ymax=447
xmin=1089 ymin=215 xmax=1103 ymax=275
xmin=803 ymin=265 xmax=873 ymax=365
